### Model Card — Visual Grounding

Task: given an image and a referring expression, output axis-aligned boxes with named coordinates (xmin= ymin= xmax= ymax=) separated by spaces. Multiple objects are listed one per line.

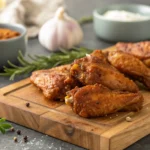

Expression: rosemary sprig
xmin=78 ymin=16 xmax=93 ymax=25
xmin=0 ymin=118 xmax=12 ymax=134
xmin=0 ymin=47 xmax=92 ymax=80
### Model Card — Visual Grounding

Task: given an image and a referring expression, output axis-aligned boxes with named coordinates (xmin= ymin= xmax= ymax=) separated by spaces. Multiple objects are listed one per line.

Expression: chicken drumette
xmin=70 ymin=50 xmax=138 ymax=92
xmin=108 ymin=51 xmax=150 ymax=89
xmin=65 ymin=84 xmax=143 ymax=118
xmin=30 ymin=64 xmax=80 ymax=101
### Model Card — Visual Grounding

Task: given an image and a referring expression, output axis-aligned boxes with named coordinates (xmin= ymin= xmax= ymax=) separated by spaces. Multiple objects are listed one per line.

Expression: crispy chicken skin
xmin=70 ymin=50 xmax=138 ymax=92
xmin=65 ymin=84 xmax=143 ymax=118
xmin=108 ymin=51 xmax=150 ymax=89
xmin=30 ymin=64 xmax=79 ymax=101
xmin=116 ymin=41 xmax=150 ymax=60
xmin=143 ymin=59 xmax=150 ymax=68
xmin=116 ymin=41 xmax=150 ymax=67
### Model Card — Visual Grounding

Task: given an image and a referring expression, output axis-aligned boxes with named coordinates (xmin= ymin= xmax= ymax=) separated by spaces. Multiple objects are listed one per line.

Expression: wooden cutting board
xmin=0 ymin=46 xmax=150 ymax=150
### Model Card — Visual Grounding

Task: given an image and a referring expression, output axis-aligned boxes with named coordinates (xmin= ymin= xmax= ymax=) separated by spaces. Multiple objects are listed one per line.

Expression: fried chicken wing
xmin=65 ymin=84 xmax=143 ymax=118
xmin=108 ymin=51 xmax=150 ymax=89
xmin=116 ymin=41 xmax=150 ymax=67
xmin=70 ymin=50 xmax=138 ymax=92
xmin=30 ymin=64 xmax=79 ymax=101
xmin=116 ymin=41 xmax=150 ymax=60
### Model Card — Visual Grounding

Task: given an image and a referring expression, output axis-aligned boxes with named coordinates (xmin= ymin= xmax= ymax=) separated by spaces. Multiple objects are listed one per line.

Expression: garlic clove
xmin=39 ymin=7 xmax=83 ymax=52
xmin=39 ymin=19 xmax=58 ymax=50
xmin=64 ymin=14 xmax=83 ymax=46
xmin=55 ymin=7 xmax=65 ymax=20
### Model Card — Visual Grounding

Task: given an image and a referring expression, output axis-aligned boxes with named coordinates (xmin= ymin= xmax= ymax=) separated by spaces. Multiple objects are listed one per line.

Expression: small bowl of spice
xmin=93 ymin=4 xmax=150 ymax=42
xmin=0 ymin=23 xmax=27 ymax=67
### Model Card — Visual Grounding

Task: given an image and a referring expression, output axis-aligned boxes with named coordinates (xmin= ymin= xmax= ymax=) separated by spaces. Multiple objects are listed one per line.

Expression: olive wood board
xmin=0 ymin=46 xmax=150 ymax=150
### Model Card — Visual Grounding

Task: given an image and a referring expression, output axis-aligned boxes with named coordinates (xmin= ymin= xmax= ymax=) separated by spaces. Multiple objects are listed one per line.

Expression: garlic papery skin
xmin=39 ymin=7 xmax=83 ymax=52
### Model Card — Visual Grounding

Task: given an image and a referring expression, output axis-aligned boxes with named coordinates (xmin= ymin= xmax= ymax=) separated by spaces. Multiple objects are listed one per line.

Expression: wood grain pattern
xmin=40 ymin=110 xmax=106 ymax=150
xmin=0 ymin=93 xmax=49 ymax=130
xmin=0 ymin=46 xmax=150 ymax=150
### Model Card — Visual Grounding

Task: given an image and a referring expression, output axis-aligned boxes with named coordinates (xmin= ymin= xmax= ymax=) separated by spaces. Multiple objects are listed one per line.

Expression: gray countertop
xmin=0 ymin=0 xmax=150 ymax=149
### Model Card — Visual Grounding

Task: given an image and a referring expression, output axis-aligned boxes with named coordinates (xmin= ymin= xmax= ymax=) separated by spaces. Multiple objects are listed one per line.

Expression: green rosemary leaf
xmin=7 ymin=60 xmax=20 ymax=69
xmin=18 ymin=51 xmax=31 ymax=65
xmin=0 ymin=72 xmax=10 ymax=76
xmin=9 ymin=72 xmax=18 ymax=81
xmin=0 ymin=47 xmax=92 ymax=80
xmin=3 ymin=68 xmax=18 ymax=74
xmin=17 ymin=56 xmax=27 ymax=66
xmin=34 ymin=55 xmax=43 ymax=59
xmin=59 ymin=48 xmax=69 ymax=54
xmin=28 ymin=54 xmax=37 ymax=61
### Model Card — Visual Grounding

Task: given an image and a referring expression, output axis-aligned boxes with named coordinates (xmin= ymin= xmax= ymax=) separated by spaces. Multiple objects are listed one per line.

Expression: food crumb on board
xmin=126 ymin=116 xmax=132 ymax=122
xmin=26 ymin=102 xmax=30 ymax=107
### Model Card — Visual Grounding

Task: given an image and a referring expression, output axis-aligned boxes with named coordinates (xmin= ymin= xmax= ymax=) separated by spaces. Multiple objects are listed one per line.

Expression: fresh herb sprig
xmin=78 ymin=16 xmax=93 ymax=25
xmin=0 ymin=118 xmax=12 ymax=134
xmin=0 ymin=47 xmax=92 ymax=80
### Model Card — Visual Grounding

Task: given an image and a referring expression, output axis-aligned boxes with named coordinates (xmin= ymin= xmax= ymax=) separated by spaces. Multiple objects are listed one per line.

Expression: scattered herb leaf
xmin=0 ymin=118 xmax=12 ymax=134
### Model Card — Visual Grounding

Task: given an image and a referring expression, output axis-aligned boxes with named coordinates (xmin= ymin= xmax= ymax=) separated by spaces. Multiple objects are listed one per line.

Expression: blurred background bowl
xmin=93 ymin=4 xmax=150 ymax=42
xmin=0 ymin=23 xmax=27 ymax=68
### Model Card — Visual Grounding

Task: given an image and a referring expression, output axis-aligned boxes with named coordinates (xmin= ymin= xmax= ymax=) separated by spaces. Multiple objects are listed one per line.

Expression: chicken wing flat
xmin=116 ymin=41 xmax=150 ymax=67
xmin=65 ymin=84 xmax=143 ymax=118
xmin=70 ymin=50 xmax=138 ymax=92
xmin=108 ymin=51 xmax=150 ymax=89
xmin=116 ymin=41 xmax=150 ymax=60
xmin=30 ymin=64 xmax=79 ymax=101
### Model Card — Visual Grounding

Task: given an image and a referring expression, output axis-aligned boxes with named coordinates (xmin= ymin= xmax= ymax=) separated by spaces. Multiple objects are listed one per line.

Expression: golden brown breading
xmin=143 ymin=58 xmax=150 ymax=68
xmin=65 ymin=84 xmax=143 ymax=118
xmin=108 ymin=51 xmax=150 ymax=89
xmin=116 ymin=41 xmax=150 ymax=60
xmin=30 ymin=64 xmax=80 ymax=101
xmin=70 ymin=50 xmax=138 ymax=92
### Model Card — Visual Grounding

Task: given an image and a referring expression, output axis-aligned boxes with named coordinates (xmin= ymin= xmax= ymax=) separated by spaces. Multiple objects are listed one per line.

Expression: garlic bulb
xmin=39 ymin=7 xmax=83 ymax=51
